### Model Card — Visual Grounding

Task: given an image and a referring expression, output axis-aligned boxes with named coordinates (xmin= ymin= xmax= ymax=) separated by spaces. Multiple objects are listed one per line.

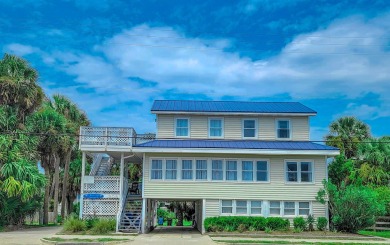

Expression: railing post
xmin=79 ymin=152 xmax=86 ymax=219
xmin=104 ymin=128 xmax=108 ymax=148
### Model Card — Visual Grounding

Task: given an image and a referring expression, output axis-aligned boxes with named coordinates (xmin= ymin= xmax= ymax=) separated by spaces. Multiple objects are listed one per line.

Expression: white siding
xmin=156 ymin=114 xmax=310 ymax=140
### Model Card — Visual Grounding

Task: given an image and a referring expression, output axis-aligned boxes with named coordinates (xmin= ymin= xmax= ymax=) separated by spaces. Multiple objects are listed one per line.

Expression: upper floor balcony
xmin=79 ymin=126 xmax=155 ymax=152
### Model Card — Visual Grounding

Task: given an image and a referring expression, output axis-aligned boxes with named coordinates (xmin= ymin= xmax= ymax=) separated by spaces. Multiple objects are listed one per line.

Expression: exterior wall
xmin=156 ymin=114 xmax=310 ymax=140
xmin=143 ymin=153 xmax=325 ymax=200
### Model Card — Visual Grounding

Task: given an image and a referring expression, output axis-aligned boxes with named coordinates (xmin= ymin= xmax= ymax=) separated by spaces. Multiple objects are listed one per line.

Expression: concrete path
xmin=0 ymin=226 xmax=62 ymax=245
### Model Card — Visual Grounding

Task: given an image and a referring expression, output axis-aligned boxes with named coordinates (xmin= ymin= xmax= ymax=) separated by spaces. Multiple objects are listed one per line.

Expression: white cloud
xmin=4 ymin=43 xmax=40 ymax=56
xmin=10 ymin=14 xmax=390 ymax=133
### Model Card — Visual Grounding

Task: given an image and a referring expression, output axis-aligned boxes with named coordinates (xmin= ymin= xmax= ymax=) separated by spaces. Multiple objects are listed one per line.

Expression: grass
xmin=161 ymin=219 xmax=193 ymax=226
xmin=44 ymin=237 xmax=129 ymax=243
xmin=358 ymin=230 xmax=390 ymax=238
xmin=214 ymin=240 xmax=389 ymax=245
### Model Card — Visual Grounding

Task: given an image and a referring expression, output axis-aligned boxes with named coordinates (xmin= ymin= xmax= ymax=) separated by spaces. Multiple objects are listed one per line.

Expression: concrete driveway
xmin=0 ymin=226 xmax=62 ymax=245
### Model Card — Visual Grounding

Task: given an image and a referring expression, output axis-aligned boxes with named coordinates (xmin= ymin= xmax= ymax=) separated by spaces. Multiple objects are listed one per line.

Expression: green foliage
xmin=204 ymin=216 xmax=288 ymax=232
xmin=306 ymin=214 xmax=315 ymax=231
xmin=293 ymin=217 xmax=306 ymax=230
xmin=89 ymin=219 xmax=116 ymax=234
xmin=264 ymin=227 xmax=272 ymax=233
xmin=328 ymin=155 xmax=355 ymax=187
xmin=85 ymin=217 xmax=100 ymax=229
xmin=374 ymin=187 xmax=390 ymax=215
xmin=293 ymin=227 xmax=303 ymax=233
xmin=63 ymin=216 xmax=87 ymax=232
xmin=72 ymin=202 xmax=80 ymax=216
xmin=317 ymin=217 xmax=328 ymax=231
xmin=157 ymin=208 xmax=169 ymax=220
xmin=317 ymin=180 xmax=386 ymax=233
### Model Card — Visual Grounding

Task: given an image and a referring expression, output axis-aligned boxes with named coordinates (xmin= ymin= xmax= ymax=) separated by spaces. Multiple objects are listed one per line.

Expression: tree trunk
xmin=61 ymin=151 xmax=71 ymax=219
xmin=43 ymin=155 xmax=51 ymax=225
xmin=53 ymin=153 xmax=60 ymax=225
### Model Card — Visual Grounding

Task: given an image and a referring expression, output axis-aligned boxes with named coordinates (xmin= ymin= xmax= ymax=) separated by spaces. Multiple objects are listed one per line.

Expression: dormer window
xmin=243 ymin=119 xmax=257 ymax=138
xmin=277 ymin=120 xmax=291 ymax=139
xmin=175 ymin=118 xmax=189 ymax=137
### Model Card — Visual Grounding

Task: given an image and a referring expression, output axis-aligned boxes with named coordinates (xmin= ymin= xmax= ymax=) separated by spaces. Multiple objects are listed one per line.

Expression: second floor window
xmin=277 ymin=120 xmax=290 ymax=139
xmin=151 ymin=160 xmax=163 ymax=180
xmin=243 ymin=119 xmax=257 ymax=138
xmin=286 ymin=161 xmax=313 ymax=183
xmin=209 ymin=118 xmax=223 ymax=137
xmin=226 ymin=160 xmax=237 ymax=181
xmin=176 ymin=118 xmax=189 ymax=137
xmin=182 ymin=160 xmax=193 ymax=180
xmin=196 ymin=160 xmax=208 ymax=180
xmin=212 ymin=160 xmax=223 ymax=180
xmin=165 ymin=160 xmax=177 ymax=180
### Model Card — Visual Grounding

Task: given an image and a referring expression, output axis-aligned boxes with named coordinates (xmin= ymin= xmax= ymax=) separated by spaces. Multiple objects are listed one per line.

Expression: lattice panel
xmin=107 ymin=128 xmax=133 ymax=146
xmin=80 ymin=127 xmax=106 ymax=146
xmin=84 ymin=176 xmax=120 ymax=194
xmin=83 ymin=199 xmax=119 ymax=218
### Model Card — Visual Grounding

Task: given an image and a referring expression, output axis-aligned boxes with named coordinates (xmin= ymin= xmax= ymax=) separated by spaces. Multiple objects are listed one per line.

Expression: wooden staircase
xmin=118 ymin=193 xmax=142 ymax=233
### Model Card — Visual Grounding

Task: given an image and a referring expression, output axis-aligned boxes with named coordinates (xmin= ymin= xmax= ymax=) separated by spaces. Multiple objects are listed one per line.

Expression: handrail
xmin=116 ymin=172 xmax=129 ymax=232
xmin=89 ymin=153 xmax=104 ymax=176
xmin=80 ymin=127 xmax=136 ymax=148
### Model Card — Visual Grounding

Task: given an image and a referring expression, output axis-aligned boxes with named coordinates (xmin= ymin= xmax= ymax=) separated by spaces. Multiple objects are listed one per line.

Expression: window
xmin=151 ymin=160 xmax=163 ymax=180
xmin=256 ymin=161 xmax=268 ymax=181
xmin=243 ymin=119 xmax=257 ymax=138
xmin=182 ymin=160 xmax=193 ymax=180
xmin=236 ymin=201 xmax=248 ymax=214
xmin=221 ymin=200 xmax=233 ymax=214
xmin=277 ymin=120 xmax=290 ymax=139
xmin=270 ymin=201 xmax=281 ymax=215
xmin=286 ymin=161 xmax=313 ymax=183
xmin=284 ymin=202 xmax=295 ymax=216
xmin=212 ymin=160 xmax=223 ymax=180
xmin=175 ymin=118 xmax=189 ymax=137
xmin=250 ymin=201 xmax=262 ymax=215
xmin=196 ymin=160 xmax=207 ymax=180
xmin=165 ymin=160 xmax=177 ymax=180
xmin=299 ymin=202 xmax=310 ymax=216
xmin=226 ymin=160 xmax=237 ymax=181
xmin=209 ymin=118 xmax=223 ymax=137
xmin=242 ymin=161 xmax=253 ymax=181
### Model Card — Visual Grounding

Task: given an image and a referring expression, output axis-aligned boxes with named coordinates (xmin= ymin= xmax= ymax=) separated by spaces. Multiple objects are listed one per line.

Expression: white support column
xmin=119 ymin=153 xmax=124 ymax=205
xmin=79 ymin=152 xmax=86 ymax=219
xmin=141 ymin=198 xmax=147 ymax=233
xmin=202 ymin=199 xmax=206 ymax=234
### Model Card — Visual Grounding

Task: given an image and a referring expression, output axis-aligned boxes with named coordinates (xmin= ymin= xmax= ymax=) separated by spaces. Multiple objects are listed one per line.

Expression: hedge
xmin=204 ymin=216 xmax=289 ymax=232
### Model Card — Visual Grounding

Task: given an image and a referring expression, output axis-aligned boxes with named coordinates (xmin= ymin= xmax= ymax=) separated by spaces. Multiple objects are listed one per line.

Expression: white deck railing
xmin=83 ymin=176 xmax=121 ymax=195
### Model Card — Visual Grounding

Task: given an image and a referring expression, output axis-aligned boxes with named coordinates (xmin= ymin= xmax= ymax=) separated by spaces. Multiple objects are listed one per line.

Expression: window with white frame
xmin=212 ymin=160 xmax=223 ymax=180
xmin=236 ymin=200 xmax=248 ymax=214
xmin=256 ymin=161 xmax=268 ymax=181
xmin=250 ymin=201 xmax=262 ymax=215
xmin=243 ymin=119 xmax=257 ymax=138
xmin=270 ymin=201 xmax=281 ymax=215
xmin=226 ymin=160 xmax=237 ymax=181
xmin=299 ymin=202 xmax=310 ymax=216
xmin=277 ymin=120 xmax=290 ymax=139
xmin=209 ymin=118 xmax=223 ymax=137
xmin=165 ymin=160 xmax=177 ymax=180
xmin=242 ymin=161 xmax=254 ymax=181
xmin=286 ymin=161 xmax=313 ymax=183
xmin=284 ymin=201 xmax=295 ymax=216
xmin=181 ymin=160 xmax=193 ymax=180
xmin=151 ymin=159 xmax=163 ymax=180
xmin=196 ymin=160 xmax=207 ymax=180
xmin=175 ymin=118 xmax=189 ymax=137
xmin=221 ymin=200 xmax=233 ymax=214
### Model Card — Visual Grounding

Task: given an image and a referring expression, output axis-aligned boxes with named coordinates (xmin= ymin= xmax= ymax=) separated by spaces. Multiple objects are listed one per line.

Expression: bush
xmin=237 ymin=224 xmax=246 ymax=233
xmin=266 ymin=217 xmax=290 ymax=231
xmin=90 ymin=219 xmax=116 ymax=234
xmin=317 ymin=217 xmax=328 ymax=231
xmin=317 ymin=180 xmax=386 ymax=233
xmin=293 ymin=227 xmax=302 ymax=233
xmin=293 ymin=217 xmax=306 ymax=230
xmin=204 ymin=216 xmax=267 ymax=232
xmin=72 ymin=202 xmax=80 ymax=216
xmin=307 ymin=215 xmax=315 ymax=231
xmin=63 ymin=216 xmax=87 ymax=232
xmin=374 ymin=187 xmax=390 ymax=216
xmin=157 ymin=208 xmax=169 ymax=220
xmin=85 ymin=217 xmax=100 ymax=229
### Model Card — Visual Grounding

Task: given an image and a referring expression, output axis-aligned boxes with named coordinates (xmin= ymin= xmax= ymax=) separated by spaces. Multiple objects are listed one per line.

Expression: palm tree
xmin=0 ymin=54 xmax=44 ymax=124
xmin=325 ymin=117 xmax=371 ymax=159
xmin=27 ymin=106 xmax=67 ymax=224
xmin=49 ymin=94 xmax=90 ymax=219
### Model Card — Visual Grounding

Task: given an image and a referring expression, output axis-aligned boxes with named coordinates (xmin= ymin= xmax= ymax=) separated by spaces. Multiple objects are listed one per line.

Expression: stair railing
xmin=102 ymin=156 xmax=114 ymax=176
xmin=89 ymin=153 xmax=104 ymax=176
xmin=116 ymin=171 xmax=129 ymax=232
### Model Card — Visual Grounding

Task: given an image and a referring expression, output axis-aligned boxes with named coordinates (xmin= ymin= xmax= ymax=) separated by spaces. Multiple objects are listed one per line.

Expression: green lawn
xmin=44 ymin=237 xmax=129 ymax=242
xmin=358 ymin=230 xmax=390 ymax=238
xmin=160 ymin=219 xmax=193 ymax=226
xmin=214 ymin=240 xmax=389 ymax=245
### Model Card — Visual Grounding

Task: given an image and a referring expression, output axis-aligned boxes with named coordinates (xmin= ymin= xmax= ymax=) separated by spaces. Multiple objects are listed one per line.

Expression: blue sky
xmin=1 ymin=0 xmax=390 ymax=140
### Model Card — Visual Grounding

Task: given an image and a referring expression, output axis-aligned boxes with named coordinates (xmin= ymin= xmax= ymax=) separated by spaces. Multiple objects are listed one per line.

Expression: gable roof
xmin=151 ymin=100 xmax=316 ymax=115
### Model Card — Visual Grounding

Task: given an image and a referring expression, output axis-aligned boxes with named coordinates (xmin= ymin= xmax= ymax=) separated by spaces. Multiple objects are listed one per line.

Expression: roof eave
xmin=151 ymin=111 xmax=317 ymax=116
xmin=132 ymin=147 xmax=339 ymax=156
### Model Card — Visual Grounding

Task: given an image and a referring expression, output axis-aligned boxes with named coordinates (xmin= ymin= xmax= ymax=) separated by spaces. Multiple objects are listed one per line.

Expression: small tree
xmin=316 ymin=180 xmax=385 ymax=233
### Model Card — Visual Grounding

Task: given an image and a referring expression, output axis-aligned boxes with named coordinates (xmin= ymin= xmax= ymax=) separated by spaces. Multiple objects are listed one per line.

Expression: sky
xmin=1 ymin=0 xmax=390 ymax=140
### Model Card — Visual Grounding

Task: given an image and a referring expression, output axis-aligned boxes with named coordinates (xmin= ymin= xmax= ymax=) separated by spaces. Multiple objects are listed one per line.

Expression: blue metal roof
xmin=151 ymin=100 xmax=316 ymax=114
xmin=135 ymin=139 xmax=337 ymax=151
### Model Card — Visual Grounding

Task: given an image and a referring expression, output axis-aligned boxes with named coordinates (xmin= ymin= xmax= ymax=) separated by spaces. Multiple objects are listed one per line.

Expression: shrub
xmin=72 ymin=202 xmax=80 ymax=216
xmin=317 ymin=180 xmax=386 ymax=233
xmin=157 ymin=208 xmax=169 ymax=220
xmin=85 ymin=217 xmax=100 ymax=229
xmin=90 ymin=219 xmax=116 ymax=234
xmin=374 ymin=187 xmax=390 ymax=216
xmin=204 ymin=216 xmax=267 ymax=232
xmin=266 ymin=217 xmax=290 ymax=231
xmin=265 ymin=227 xmax=272 ymax=233
xmin=63 ymin=216 xmax=87 ymax=232
xmin=293 ymin=217 xmax=306 ymax=230
xmin=237 ymin=224 xmax=246 ymax=233
xmin=293 ymin=227 xmax=302 ymax=233
xmin=307 ymin=214 xmax=315 ymax=231
xmin=317 ymin=217 xmax=328 ymax=231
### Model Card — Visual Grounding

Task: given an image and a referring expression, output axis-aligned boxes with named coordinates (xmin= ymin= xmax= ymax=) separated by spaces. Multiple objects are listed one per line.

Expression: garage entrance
xmin=146 ymin=199 xmax=203 ymax=234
